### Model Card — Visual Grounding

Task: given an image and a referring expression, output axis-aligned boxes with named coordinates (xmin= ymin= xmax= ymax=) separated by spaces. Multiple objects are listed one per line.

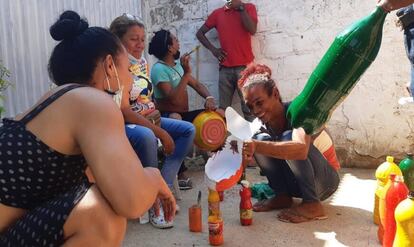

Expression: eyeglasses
xmin=122 ymin=13 xmax=143 ymax=23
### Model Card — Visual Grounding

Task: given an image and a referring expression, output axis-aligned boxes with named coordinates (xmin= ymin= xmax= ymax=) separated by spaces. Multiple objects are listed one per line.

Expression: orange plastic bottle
xmin=375 ymin=156 xmax=402 ymax=226
xmin=383 ymin=175 xmax=409 ymax=247
xmin=393 ymin=191 xmax=414 ymax=247
xmin=208 ymin=215 xmax=223 ymax=246
xmin=239 ymin=180 xmax=253 ymax=226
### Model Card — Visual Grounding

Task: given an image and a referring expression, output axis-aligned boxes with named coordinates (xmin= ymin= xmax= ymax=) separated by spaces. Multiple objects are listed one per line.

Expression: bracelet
xmin=206 ymin=96 xmax=215 ymax=100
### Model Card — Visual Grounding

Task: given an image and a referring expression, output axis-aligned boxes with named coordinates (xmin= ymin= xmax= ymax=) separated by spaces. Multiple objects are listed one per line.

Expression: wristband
xmin=206 ymin=96 xmax=215 ymax=100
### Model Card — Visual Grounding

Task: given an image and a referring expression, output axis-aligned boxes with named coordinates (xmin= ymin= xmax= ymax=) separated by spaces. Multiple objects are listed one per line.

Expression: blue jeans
xmin=253 ymin=131 xmax=340 ymax=202
xmin=125 ymin=117 xmax=195 ymax=187
xmin=404 ymin=25 xmax=414 ymax=96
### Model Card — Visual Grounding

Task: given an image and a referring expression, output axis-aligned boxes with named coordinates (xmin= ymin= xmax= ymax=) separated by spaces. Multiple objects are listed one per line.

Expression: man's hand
xmin=180 ymin=54 xmax=192 ymax=74
xmin=204 ymin=97 xmax=217 ymax=111
xmin=227 ymin=0 xmax=243 ymax=9
xmin=211 ymin=47 xmax=227 ymax=63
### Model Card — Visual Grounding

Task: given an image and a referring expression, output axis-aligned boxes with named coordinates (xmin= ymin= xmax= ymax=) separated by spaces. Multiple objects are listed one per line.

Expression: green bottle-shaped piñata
xmin=399 ymin=154 xmax=414 ymax=191
xmin=287 ymin=7 xmax=387 ymax=135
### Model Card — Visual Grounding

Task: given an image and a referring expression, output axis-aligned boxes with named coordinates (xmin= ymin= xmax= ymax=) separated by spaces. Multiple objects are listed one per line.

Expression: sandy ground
xmin=123 ymin=166 xmax=381 ymax=247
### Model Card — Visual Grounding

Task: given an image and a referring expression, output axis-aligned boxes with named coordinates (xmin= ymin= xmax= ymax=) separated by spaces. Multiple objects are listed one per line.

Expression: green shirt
xmin=150 ymin=61 xmax=184 ymax=99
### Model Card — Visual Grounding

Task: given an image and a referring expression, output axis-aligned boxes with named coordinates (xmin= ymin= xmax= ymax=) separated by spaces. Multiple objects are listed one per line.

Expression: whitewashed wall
xmin=143 ymin=0 xmax=414 ymax=168
xmin=0 ymin=0 xmax=142 ymax=117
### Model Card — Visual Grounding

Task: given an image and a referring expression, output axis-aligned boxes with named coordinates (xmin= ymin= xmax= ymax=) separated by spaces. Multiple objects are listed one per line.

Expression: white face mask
xmin=103 ymin=63 xmax=124 ymax=108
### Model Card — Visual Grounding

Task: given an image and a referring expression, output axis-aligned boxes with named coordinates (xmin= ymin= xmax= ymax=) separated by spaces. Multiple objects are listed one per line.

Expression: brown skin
xmin=155 ymin=33 xmax=221 ymax=116
xmin=119 ymin=24 xmax=175 ymax=155
xmin=0 ymin=49 xmax=176 ymax=244
xmin=377 ymin=0 xmax=414 ymax=11
xmin=241 ymin=84 xmax=325 ymax=223
xmin=196 ymin=0 xmax=257 ymax=63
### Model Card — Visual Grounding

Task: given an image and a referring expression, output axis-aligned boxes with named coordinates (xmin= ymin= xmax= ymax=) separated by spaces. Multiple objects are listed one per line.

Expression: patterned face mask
xmin=103 ymin=63 xmax=124 ymax=108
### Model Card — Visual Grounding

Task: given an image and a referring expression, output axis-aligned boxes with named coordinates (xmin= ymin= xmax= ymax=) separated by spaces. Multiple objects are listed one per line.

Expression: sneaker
xmin=178 ymin=178 xmax=193 ymax=190
xmin=149 ymin=205 xmax=174 ymax=229
xmin=398 ymin=96 xmax=414 ymax=105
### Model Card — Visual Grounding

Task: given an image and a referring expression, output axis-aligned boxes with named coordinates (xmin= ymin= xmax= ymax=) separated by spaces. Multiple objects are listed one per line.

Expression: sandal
xmin=178 ymin=178 xmax=193 ymax=190
xmin=277 ymin=208 xmax=328 ymax=223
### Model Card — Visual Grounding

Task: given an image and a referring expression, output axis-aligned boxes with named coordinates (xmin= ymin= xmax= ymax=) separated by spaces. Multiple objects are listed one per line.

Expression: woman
xmin=109 ymin=15 xmax=195 ymax=228
xmin=240 ymin=64 xmax=340 ymax=223
xmin=0 ymin=11 xmax=175 ymax=246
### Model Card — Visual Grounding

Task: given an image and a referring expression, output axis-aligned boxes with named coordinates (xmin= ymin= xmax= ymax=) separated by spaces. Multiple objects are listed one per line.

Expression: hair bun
xmin=50 ymin=10 xmax=89 ymax=41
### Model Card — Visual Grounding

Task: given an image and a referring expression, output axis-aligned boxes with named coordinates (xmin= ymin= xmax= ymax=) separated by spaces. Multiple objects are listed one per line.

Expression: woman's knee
xmin=64 ymin=186 xmax=127 ymax=245
xmin=126 ymin=125 xmax=157 ymax=149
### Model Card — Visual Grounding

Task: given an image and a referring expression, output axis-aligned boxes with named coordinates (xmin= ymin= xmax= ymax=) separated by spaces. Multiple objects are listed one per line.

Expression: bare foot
xmin=253 ymin=195 xmax=293 ymax=212
xmin=277 ymin=201 xmax=327 ymax=223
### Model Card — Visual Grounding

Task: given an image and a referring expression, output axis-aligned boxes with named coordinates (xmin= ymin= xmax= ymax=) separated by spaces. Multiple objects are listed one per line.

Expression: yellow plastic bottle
xmin=376 ymin=156 xmax=402 ymax=243
xmin=208 ymin=189 xmax=220 ymax=217
xmin=393 ymin=191 xmax=414 ymax=247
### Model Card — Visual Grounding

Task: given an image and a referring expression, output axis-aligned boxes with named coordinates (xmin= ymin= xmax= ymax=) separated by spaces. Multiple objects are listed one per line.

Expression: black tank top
xmin=0 ymin=84 xmax=88 ymax=209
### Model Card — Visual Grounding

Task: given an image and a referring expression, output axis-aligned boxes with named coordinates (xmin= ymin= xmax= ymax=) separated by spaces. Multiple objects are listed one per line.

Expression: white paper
xmin=225 ymin=107 xmax=261 ymax=141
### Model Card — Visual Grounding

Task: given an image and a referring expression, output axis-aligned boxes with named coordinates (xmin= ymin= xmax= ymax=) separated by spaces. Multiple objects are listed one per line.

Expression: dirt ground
xmin=123 ymin=164 xmax=381 ymax=247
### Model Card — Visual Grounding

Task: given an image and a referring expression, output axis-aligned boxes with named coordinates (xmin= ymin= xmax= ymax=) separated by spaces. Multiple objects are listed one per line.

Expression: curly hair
xmin=238 ymin=64 xmax=276 ymax=96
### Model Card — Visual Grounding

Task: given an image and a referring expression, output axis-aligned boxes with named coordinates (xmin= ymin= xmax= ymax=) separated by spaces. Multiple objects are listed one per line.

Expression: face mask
xmin=103 ymin=63 xmax=124 ymax=108
xmin=173 ymin=50 xmax=180 ymax=60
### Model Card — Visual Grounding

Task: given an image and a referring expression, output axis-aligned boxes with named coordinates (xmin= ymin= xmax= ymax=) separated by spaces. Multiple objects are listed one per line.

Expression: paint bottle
xmin=375 ymin=156 xmax=402 ymax=226
xmin=383 ymin=175 xmax=409 ymax=247
xmin=239 ymin=180 xmax=253 ymax=226
xmin=208 ymin=189 xmax=220 ymax=217
xmin=189 ymin=191 xmax=202 ymax=232
xmin=399 ymin=153 xmax=414 ymax=191
xmin=393 ymin=191 xmax=414 ymax=247
xmin=218 ymin=191 xmax=224 ymax=202
xmin=208 ymin=215 xmax=224 ymax=246
xmin=287 ymin=6 xmax=387 ymax=134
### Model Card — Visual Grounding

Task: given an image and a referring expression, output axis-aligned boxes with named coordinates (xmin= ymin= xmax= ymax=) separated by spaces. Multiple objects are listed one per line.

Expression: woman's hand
xmin=242 ymin=140 xmax=256 ymax=164
xmin=204 ymin=97 xmax=217 ymax=111
xmin=377 ymin=0 xmax=414 ymax=11
xmin=158 ymin=129 xmax=175 ymax=156
xmin=152 ymin=178 xmax=176 ymax=222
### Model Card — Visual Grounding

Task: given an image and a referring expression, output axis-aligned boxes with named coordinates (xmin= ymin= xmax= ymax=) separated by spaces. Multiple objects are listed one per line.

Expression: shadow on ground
xmin=123 ymin=167 xmax=380 ymax=247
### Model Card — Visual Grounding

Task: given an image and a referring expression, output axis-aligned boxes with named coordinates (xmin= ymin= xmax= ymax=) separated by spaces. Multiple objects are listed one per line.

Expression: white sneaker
xmin=139 ymin=212 xmax=149 ymax=224
xmin=149 ymin=205 xmax=174 ymax=229
xmin=398 ymin=97 xmax=414 ymax=105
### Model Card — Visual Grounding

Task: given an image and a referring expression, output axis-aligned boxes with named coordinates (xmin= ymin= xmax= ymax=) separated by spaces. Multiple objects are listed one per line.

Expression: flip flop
xmin=277 ymin=208 xmax=328 ymax=223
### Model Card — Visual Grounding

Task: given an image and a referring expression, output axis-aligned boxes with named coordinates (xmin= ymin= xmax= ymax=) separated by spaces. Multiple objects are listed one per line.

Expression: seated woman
xmin=109 ymin=15 xmax=195 ymax=228
xmin=0 ymin=11 xmax=175 ymax=246
xmin=240 ymin=64 xmax=340 ymax=223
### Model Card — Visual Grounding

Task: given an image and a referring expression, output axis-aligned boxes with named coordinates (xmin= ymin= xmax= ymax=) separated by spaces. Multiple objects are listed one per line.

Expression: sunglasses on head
xmin=122 ymin=13 xmax=143 ymax=22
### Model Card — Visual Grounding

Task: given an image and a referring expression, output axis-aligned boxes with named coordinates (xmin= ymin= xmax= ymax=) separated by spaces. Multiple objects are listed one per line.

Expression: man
xmin=196 ymin=0 xmax=257 ymax=121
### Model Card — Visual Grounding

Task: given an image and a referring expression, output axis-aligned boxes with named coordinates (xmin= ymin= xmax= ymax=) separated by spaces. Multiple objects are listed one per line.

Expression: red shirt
xmin=204 ymin=4 xmax=258 ymax=67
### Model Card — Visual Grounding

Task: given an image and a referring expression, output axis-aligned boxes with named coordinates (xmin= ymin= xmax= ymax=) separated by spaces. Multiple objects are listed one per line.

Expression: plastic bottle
xmin=399 ymin=153 xmax=414 ymax=191
xmin=239 ymin=180 xmax=253 ymax=226
xmin=383 ymin=175 xmax=409 ymax=247
xmin=208 ymin=189 xmax=220 ymax=217
xmin=286 ymin=6 xmax=388 ymax=135
xmin=208 ymin=215 xmax=223 ymax=246
xmin=393 ymin=191 xmax=414 ymax=247
xmin=375 ymin=156 xmax=402 ymax=226
xmin=189 ymin=191 xmax=202 ymax=232
xmin=218 ymin=191 xmax=224 ymax=202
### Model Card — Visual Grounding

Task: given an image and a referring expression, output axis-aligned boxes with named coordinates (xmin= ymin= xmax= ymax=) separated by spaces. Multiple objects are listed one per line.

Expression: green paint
xmin=287 ymin=7 xmax=387 ymax=135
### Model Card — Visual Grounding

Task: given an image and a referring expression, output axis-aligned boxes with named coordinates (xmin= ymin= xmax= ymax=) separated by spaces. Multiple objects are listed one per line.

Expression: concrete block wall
xmin=142 ymin=0 xmax=414 ymax=168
